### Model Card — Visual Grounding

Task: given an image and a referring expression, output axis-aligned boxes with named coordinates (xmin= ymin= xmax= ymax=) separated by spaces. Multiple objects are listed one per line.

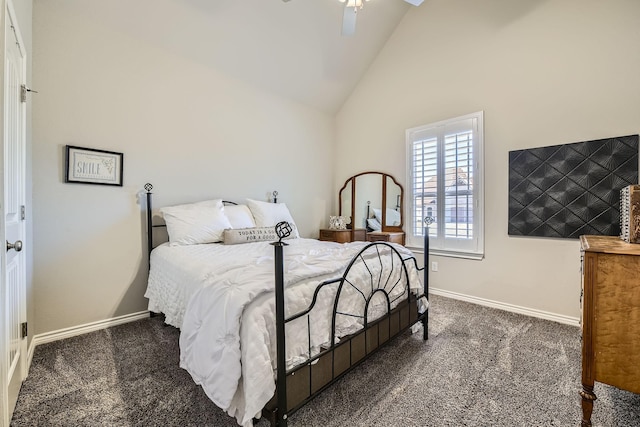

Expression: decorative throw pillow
xmin=160 ymin=199 xmax=232 ymax=245
xmin=223 ymin=225 xmax=296 ymax=245
xmin=223 ymin=204 xmax=257 ymax=229
xmin=246 ymin=199 xmax=300 ymax=238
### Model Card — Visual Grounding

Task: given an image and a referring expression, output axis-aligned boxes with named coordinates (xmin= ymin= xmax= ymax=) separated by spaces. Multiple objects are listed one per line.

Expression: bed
xmin=143 ymin=184 xmax=429 ymax=426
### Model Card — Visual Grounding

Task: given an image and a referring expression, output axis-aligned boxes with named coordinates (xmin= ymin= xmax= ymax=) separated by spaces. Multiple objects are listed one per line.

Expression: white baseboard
xmin=27 ymin=311 xmax=150 ymax=368
xmin=429 ymin=288 xmax=580 ymax=327
xmin=23 ymin=290 xmax=578 ymax=368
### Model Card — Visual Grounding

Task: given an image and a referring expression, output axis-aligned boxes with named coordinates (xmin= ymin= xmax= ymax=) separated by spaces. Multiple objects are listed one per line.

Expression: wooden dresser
xmin=579 ymin=235 xmax=640 ymax=426
xmin=319 ymin=228 xmax=366 ymax=243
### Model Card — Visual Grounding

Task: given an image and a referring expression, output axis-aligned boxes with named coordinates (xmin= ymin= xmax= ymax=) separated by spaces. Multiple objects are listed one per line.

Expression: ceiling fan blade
xmin=342 ymin=6 xmax=357 ymax=36
xmin=403 ymin=0 xmax=424 ymax=5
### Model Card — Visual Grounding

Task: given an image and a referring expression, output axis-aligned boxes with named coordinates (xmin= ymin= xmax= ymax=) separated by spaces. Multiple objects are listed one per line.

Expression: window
xmin=406 ymin=111 xmax=484 ymax=259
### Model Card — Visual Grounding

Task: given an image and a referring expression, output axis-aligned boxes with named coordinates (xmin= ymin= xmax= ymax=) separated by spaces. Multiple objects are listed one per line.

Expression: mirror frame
xmin=338 ymin=171 xmax=404 ymax=238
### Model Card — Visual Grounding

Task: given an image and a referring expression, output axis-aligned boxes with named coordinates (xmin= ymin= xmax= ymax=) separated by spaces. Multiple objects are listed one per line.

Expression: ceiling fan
xmin=282 ymin=0 xmax=424 ymax=36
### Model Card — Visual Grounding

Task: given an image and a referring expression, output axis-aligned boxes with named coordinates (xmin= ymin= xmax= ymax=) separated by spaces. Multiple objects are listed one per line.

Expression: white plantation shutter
xmin=406 ymin=112 xmax=484 ymax=259
xmin=411 ymin=136 xmax=437 ymax=238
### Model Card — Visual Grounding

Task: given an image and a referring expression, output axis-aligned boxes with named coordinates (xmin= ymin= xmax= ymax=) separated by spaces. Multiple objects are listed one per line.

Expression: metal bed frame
xmin=143 ymin=183 xmax=430 ymax=426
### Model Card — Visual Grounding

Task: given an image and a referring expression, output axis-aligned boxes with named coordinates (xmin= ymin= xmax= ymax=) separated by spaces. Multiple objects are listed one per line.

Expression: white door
xmin=1 ymin=3 xmax=27 ymax=425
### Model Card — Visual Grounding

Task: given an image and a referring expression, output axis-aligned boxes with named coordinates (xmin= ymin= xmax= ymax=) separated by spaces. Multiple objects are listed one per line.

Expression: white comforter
xmin=145 ymin=238 xmax=424 ymax=426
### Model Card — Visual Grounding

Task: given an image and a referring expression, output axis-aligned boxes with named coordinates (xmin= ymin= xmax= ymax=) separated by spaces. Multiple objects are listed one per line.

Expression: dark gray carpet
xmin=11 ymin=295 xmax=640 ymax=426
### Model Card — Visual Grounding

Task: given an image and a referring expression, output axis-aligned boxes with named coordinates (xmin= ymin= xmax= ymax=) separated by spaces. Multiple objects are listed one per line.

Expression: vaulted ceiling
xmin=65 ymin=0 xmax=413 ymax=113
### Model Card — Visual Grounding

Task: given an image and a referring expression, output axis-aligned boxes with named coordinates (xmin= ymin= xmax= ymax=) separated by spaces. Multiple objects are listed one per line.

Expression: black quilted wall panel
xmin=508 ymin=134 xmax=639 ymax=238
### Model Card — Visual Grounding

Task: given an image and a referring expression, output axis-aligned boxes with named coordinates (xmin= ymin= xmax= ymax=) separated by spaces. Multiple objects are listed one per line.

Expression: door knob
xmin=6 ymin=240 xmax=22 ymax=252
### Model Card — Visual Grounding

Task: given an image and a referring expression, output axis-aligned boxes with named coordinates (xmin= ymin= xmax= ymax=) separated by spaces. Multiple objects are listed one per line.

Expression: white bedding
xmin=145 ymin=238 xmax=425 ymax=426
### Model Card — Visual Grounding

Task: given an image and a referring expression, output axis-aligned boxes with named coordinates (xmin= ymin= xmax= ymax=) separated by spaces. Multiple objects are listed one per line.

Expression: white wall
xmin=32 ymin=1 xmax=334 ymax=334
xmin=336 ymin=0 xmax=640 ymax=320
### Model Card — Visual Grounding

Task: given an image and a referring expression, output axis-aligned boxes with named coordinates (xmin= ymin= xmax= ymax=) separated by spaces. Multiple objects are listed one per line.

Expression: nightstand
xmin=366 ymin=231 xmax=405 ymax=245
xmin=319 ymin=228 xmax=366 ymax=243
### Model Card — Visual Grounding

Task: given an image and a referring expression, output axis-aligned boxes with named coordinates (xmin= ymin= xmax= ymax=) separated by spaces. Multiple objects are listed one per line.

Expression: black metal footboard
xmin=268 ymin=228 xmax=429 ymax=426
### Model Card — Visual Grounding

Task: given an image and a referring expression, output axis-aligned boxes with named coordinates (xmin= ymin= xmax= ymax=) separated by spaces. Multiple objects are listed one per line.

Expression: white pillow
xmin=386 ymin=208 xmax=401 ymax=226
xmin=246 ymin=199 xmax=299 ymax=238
xmin=372 ymin=207 xmax=402 ymax=226
xmin=223 ymin=204 xmax=256 ymax=229
xmin=367 ymin=217 xmax=382 ymax=231
xmin=160 ymin=199 xmax=232 ymax=245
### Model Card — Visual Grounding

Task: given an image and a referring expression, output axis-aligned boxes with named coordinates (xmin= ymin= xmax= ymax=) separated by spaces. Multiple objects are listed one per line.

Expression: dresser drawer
xmin=366 ymin=231 xmax=405 ymax=245
xmin=367 ymin=233 xmax=388 ymax=242
xmin=352 ymin=229 xmax=367 ymax=241
xmin=319 ymin=229 xmax=350 ymax=243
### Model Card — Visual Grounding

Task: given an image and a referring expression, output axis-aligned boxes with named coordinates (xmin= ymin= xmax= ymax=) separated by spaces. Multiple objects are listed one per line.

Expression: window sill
xmin=406 ymin=246 xmax=484 ymax=260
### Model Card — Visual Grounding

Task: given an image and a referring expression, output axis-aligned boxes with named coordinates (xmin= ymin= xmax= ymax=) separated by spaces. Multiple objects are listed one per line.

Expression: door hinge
xmin=20 ymin=84 xmax=38 ymax=103
xmin=21 ymin=205 xmax=25 ymax=221
xmin=21 ymin=322 xmax=27 ymax=338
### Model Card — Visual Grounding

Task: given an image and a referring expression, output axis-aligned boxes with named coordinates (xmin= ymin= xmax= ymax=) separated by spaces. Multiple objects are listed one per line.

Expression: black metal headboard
xmin=144 ymin=183 xmax=154 ymax=265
